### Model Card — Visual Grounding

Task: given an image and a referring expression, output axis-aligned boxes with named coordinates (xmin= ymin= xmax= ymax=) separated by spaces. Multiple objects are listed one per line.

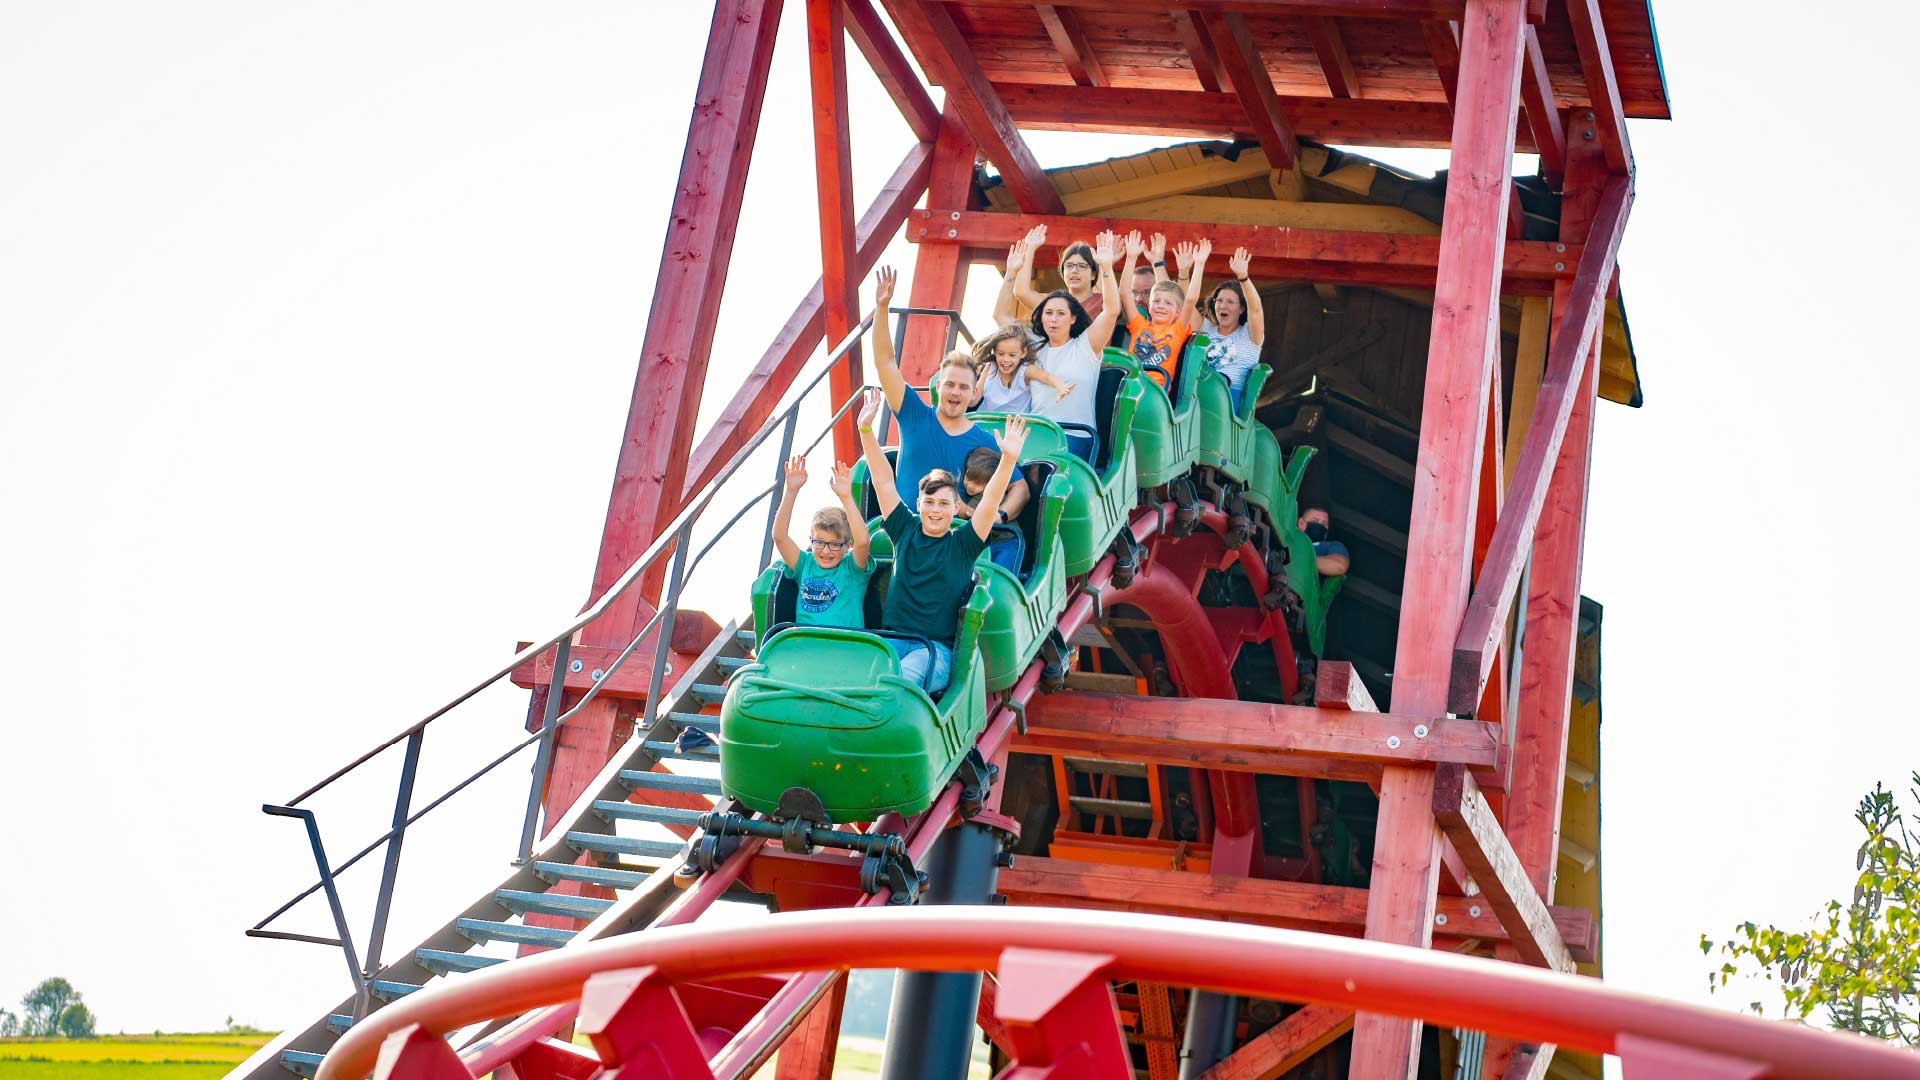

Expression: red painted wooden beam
xmin=1423 ymin=20 xmax=1460 ymax=109
xmin=1170 ymin=11 xmax=1227 ymax=92
xmin=1202 ymin=12 xmax=1299 ymax=169
xmin=1355 ymin=0 xmax=1527 ymax=1075
xmin=1448 ymin=173 xmax=1631 ymax=714
xmin=842 ymin=0 xmax=939 ymax=142
xmin=586 ymin=0 xmax=783 ymax=643
xmin=881 ymin=0 xmax=1064 ymax=214
xmin=953 ymin=0 xmax=1542 ymax=18
xmin=1519 ymin=24 xmax=1565 ymax=186
xmin=1202 ymin=1006 xmax=1354 ymax=1080
xmin=899 ymin=103 xmax=977 ymax=385
xmin=1564 ymin=0 xmax=1632 ymax=174
xmin=1432 ymin=765 xmax=1574 ymax=972
xmin=1307 ymin=16 xmax=1361 ymax=99
xmin=682 ymin=142 xmax=932 ymax=499
xmin=805 ymin=0 xmax=863 ymax=465
xmin=1035 ymin=4 xmax=1107 ymax=87
xmin=908 ymin=210 xmax=1575 ymax=295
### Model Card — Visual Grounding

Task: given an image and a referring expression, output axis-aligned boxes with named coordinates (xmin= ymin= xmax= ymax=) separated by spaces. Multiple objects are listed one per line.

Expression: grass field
xmin=0 ymin=1033 xmax=272 ymax=1080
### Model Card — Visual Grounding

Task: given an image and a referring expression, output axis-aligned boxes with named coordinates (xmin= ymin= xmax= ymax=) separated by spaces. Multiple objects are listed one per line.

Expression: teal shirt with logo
xmin=783 ymin=550 xmax=872 ymax=629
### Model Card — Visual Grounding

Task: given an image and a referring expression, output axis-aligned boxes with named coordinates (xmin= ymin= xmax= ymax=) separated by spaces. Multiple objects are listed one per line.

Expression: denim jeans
xmin=1064 ymin=432 xmax=1096 ymax=463
xmin=891 ymin=639 xmax=954 ymax=694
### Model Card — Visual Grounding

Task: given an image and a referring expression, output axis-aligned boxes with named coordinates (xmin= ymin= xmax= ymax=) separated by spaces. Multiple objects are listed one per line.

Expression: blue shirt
xmin=893 ymin=388 xmax=996 ymax=502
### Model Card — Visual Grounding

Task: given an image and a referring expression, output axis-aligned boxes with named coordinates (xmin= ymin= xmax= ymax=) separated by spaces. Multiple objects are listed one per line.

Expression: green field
xmin=0 ymin=1033 xmax=272 ymax=1080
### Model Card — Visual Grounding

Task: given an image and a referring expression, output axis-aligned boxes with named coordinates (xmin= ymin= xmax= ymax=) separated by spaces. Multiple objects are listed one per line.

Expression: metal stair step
xmin=643 ymin=738 xmax=719 ymax=761
xmin=281 ymin=1050 xmax=326 ymax=1077
xmin=1068 ymin=796 xmax=1156 ymax=821
xmin=370 ymin=980 xmax=422 ymax=1001
xmin=533 ymin=860 xmax=656 ymax=890
xmin=735 ymin=628 xmax=757 ymax=646
xmin=494 ymin=888 xmax=615 ymax=919
xmin=455 ymin=917 xmax=575 ymax=949
xmin=668 ymin=712 xmax=720 ymax=734
xmin=567 ymin=830 xmax=689 ymax=858
xmin=715 ymin=656 xmax=752 ymax=675
xmin=416 ymin=948 xmax=506 ymax=975
xmin=688 ymin=683 xmax=728 ymax=705
xmin=326 ymin=1014 xmax=353 ymax=1035
xmin=589 ymin=801 xmax=706 ymax=828
xmin=1064 ymin=757 xmax=1150 ymax=779
xmin=617 ymin=770 xmax=723 ymax=796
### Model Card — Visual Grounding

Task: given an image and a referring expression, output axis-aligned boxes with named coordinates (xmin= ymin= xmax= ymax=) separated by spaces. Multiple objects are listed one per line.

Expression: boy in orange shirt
xmin=1119 ymin=232 xmax=1211 ymax=391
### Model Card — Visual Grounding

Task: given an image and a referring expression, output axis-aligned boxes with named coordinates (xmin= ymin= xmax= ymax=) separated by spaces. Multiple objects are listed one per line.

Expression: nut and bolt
xmin=569 ymin=659 xmax=584 ymax=673
xmin=1413 ymin=724 xmax=1430 ymax=739
xmin=1469 ymin=904 xmax=1483 ymax=918
xmin=1386 ymin=735 xmax=1402 ymax=750
xmin=1554 ymin=262 xmax=1566 ymax=272
xmin=1434 ymin=913 xmax=1450 ymax=927
xmin=591 ymin=669 xmax=605 ymax=681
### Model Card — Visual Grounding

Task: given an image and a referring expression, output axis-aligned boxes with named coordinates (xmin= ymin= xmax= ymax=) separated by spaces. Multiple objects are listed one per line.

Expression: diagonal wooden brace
xmin=372 ymin=1024 xmax=472 ymax=1080
xmin=577 ymin=966 xmax=715 ymax=1079
xmin=993 ymin=948 xmax=1129 ymax=1079
xmin=1431 ymin=765 xmax=1573 ymax=972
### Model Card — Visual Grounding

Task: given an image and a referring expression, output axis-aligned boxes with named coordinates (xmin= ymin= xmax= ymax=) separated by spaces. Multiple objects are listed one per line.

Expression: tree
xmin=56 ymin=1003 xmax=94 ymax=1039
xmin=1703 ymin=773 xmax=1920 ymax=1043
xmin=20 ymin=979 xmax=80 ymax=1038
xmin=0 ymin=1009 xmax=19 ymax=1037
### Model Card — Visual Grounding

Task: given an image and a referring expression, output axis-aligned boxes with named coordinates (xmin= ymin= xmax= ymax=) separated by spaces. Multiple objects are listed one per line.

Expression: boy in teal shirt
xmin=770 ymin=456 xmax=872 ymax=628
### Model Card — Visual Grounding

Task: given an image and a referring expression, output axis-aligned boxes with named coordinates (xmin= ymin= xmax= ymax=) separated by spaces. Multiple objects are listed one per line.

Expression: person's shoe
xmin=674 ymin=725 xmax=717 ymax=755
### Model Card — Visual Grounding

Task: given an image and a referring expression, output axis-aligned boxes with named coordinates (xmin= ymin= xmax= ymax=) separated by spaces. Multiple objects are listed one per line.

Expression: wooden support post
xmin=1564 ymin=0 xmax=1632 ymax=174
xmin=1503 ymin=297 xmax=1552 ymax=489
xmin=882 ymin=0 xmax=1064 ymax=214
xmin=842 ymin=0 xmax=939 ymax=141
xmin=1352 ymin=2 xmax=1526 ymax=1077
xmin=805 ymin=0 xmax=862 ymax=463
xmin=1518 ymin=26 xmax=1566 ymax=186
xmin=774 ymin=971 xmax=846 ymax=1080
xmin=1203 ymin=12 xmax=1299 ymax=169
xmin=1431 ymin=764 xmax=1573 ymax=971
xmin=1199 ymin=1005 xmax=1353 ymax=1080
xmin=901 ymin=104 xmax=977 ymax=385
xmin=1307 ymin=17 xmax=1360 ymax=99
xmin=1035 ymin=4 xmax=1107 ymax=87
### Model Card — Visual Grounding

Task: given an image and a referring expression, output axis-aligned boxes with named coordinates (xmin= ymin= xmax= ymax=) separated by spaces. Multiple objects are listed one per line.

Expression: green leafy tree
xmin=1702 ymin=773 xmax=1920 ymax=1043
xmin=0 ymin=1009 xmax=19 ymax=1037
xmin=21 ymin=979 xmax=80 ymax=1038
xmin=56 ymin=1003 xmax=94 ymax=1039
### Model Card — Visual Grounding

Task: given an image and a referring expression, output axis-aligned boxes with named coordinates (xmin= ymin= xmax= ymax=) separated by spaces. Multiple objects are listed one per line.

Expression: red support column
xmin=1350 ymin=2 xmax=1527 ymax=1077
xmin=774 ymin=972 xmax=846 ymax=1080
xmin=901 ymin=103 xmax=977 ymax=386
xmin=805 ymin=0 xmax=862 ymax=463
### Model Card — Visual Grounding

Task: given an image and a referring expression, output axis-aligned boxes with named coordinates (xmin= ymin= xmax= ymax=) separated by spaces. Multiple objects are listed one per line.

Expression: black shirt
xmin=880 ymin=505 xmax=986 ymax=645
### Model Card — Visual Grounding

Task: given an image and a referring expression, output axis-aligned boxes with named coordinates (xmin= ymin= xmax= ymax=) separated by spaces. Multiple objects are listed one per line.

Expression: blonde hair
xmin=809 ymin=506 xmax=850 ymax=541
xmin=940 ymin=349 xmax=978 ymax=376
xmin=1150 ymin=280 xmax=1184 ymax=307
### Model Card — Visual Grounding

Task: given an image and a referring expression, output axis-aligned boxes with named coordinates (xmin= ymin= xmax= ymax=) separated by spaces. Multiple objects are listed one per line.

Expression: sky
xmin=4 ymin=0 xmax=1920 ymax=1048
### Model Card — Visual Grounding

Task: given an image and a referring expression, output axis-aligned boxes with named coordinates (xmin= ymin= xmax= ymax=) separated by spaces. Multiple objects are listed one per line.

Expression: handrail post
xmin=760 ymin=409 xmax=803 ymax=570
xmin=646 ymin=520 xmax=697 ymax=727
xmin=264 ymin=805 xmax=369 ymax=1016
xmin=516 ymin=638 xmax=571 ymax=863
xmin=361 ymin=728 xmax=423 ymax=981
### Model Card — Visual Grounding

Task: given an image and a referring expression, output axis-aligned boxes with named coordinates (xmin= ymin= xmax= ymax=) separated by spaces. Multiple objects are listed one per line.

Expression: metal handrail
xmin=249 ymin=303 xmax=972 ymax=1012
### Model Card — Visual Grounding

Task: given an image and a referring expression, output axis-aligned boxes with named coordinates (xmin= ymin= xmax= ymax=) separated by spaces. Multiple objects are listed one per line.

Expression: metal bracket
xmin=1003 ymin=697 xmax=1028 ymax=737
xmin=954 ymin=748 xmax=1000 ymax=819
xmin=859 ymin=837 xmax=927 ymax=905
xmin=1075 ymin=582 xmax=1104 ymax=625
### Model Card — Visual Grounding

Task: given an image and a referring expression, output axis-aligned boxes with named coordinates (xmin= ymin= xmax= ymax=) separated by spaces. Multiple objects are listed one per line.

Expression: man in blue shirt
xmin=1298 ymin=506 xmax=1350 ymax=577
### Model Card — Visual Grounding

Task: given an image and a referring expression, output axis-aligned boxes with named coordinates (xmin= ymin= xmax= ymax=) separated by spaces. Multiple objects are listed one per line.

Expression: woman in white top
xmin=994 ymin=228 xmax=1122 ymax=462
xmin=1199 ymin=247 xmax=1265 ymax=412
xmin=969 ymin=324 xmax=1074 ymax=414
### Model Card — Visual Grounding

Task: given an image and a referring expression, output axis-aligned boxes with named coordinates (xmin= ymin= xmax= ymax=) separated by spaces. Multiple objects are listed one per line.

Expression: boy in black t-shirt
xmin=857 ymin=390 xmax=1030 ymax=692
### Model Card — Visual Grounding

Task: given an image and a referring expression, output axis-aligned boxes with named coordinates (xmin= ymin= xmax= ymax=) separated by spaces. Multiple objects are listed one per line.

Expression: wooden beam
xmin=682 ymin=142 xmax=932 ymax=498
xmin=842 ymin=0 xmax=939 ymax=142
xmin=1169 ymin=11 xmax=1227 ymax=92
xmin=1325 ymin=424 xmax=1415 ymax=486
xmin=1423 ymin=21 xmax=1460 ymax=109
xmin=1432 ymin=764 xmax=1575 ymax=972
xmin=1203 ymin=1005 xmax=1353 ymax=1080
xmin=773 ymin=971 xmax=845 ymax=1080
xmin=1315 ymin=660 xmax=1379 ymax=712
xmin=1060 ymin=150 xmax=1277 ymax=214
xmin=1106 ymin=194 xmax=1439 ymax=234
xmin=956 ymin=0 xmax=1529 ymax=16
xmin=908 ymin=210 xmax=1575 ymax=295
xmin=1020 ymin=690 xmax=1500 ymax=774
xmin=1355 ymin=1 xmax=1527 ymax=1075
xmin=1203 ymin=12 xmax=1298 ymax=169
xmin=1035 ymin=4 xmax=1107 ymax=87
xmin=806 ymin=0 xmax=862 ymax=465
xmin=881 ymin=0 xmax=1064 ymax=214
xmin=1563 ymin=0 xmax=1631 ymax=174
xmin=1503 ymin=297 xmax=1551 ymax=490
xmin=1518 ymin=25 xmax=1566 ymax=186
xmin=899 ymin=104 xmax=976 ymax=385
xmin=1306 ymin=17 xmax=1361 ymax=98
xmin=1448 ymin=175 xmax=1631 ymax=714
xmin=994 ymin=856 xmax=1597 ymax=961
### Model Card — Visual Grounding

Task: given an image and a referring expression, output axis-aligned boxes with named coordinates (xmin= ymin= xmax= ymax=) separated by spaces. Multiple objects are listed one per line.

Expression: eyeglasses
xmin=809 ymin=538 xmax=848 ymax=551
xmin=1062 ymin=262 xmax=1093 ymax=273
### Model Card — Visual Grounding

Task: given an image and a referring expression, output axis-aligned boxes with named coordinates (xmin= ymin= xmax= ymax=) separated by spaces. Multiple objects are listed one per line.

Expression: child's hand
xmin=1229 ymin=247 xmax=1252 ymax=279
xmin=996 ymin=414 xmax=1030 ymax=460
xmin=874 ymin=266 xmax=897 ymax=307
xmin=784 ymin=455 xmax=809 ymax=487
xmin=1194 ymin=238 xmax=1213 ymax=264
xmin=829 ymin=461 xmax=854 ymax=497
xmin=858 ymin=387 xmax=885 ymax=430
xmin=1174 ymin=240 xmax=1196 ymax=275
xmin=1147 ymin=232 xmax=1166 ymax=262
xmin=1059 ymin=381 xmax=1077 ymax=398
xmin=1124 ymin=230 xmax=1145 ymax=259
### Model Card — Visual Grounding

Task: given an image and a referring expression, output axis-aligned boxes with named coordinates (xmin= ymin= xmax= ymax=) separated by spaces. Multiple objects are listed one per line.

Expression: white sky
xmin=4 ymin=0 xmax=1919 ymax=1045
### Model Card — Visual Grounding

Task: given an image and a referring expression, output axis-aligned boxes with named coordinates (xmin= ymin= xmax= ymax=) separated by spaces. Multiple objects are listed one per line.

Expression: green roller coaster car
xmin=728 ymin=567 xmax=992 ymax=821
xmin=1128 ymin=337 xmax=1208 ymax=489
xmin=1195 ymin=361 xmax=1274 ymax=497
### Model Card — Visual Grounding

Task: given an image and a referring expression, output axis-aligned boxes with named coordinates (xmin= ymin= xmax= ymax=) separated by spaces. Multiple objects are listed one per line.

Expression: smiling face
xmin=936 ymin=359 xmax=977 ymax=421
xmin=917 ymin=478 xmax=958 ymax=535
xmin=993 ymin=336 xmax=1025 ymax=376
xmin=1211 ymin=284 xmax=1244 ymax=330
xmin=1149 ymin=290 xmax=1179 ymax=322
xmin=1039 ymin=296 xmax=1075 ymax=344
xmin=808 ymin=528 xmax=848 ymax=569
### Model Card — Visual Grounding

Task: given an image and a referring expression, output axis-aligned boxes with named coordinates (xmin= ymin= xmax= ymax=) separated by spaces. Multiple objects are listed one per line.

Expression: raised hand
xmin=1093 ymin=231 xmax=1117 ymax=268
xmin=858 ymin=387 xmax=885 ymax=430
xmin=1229 ymin=247 xmax=1252 ymax=280
xmin=995 ymin=413 xmax=1031 ymax=460
xmin=1173 ymin=240 xmax=1195 ymax=276
xmin=874 ymin=266 xmax=897 ymax=306
xmin=1124 ymin=229 xmax=1145 ymax=259
xmin=1005 ymin=239 xmax=1028 ymax=274
xmin=1024 ymin=223 xmax=1048 ymax=249
xmin=783 ymin=455 xmax=809 ymax=487
xmin=1193 ymin=238 xmax=1214 ymax=265
xmin=1147 ymin=232 xmax=1167 ymax=263
xmin=829 ymin=461 xmax=853 ymax=497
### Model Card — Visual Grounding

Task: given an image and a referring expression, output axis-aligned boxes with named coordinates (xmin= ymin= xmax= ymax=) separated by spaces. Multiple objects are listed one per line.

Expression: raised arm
xmin=1118 ymin=229 xmax=1145 ymax=317
xmin=971 ymin=415 xmax=1031 ymax=542
xmin=857 ymin=390 xmax=901 ymax=517
xmin=869 ymin=267 xmax=907 ymax=409
xmin=1172 ymin=240 xmax=1196 ymax=295
xmin=1024 ymin=365 xmax=1073 ymax=397
xmin=771 ymin=455 xmax=806 ymax=570
xmin=1086 ymin=230 xmax=1122 ymax=351
xmin=1183 ymin=239 xmax=1212 ymax=330
xmin=994 ymin=239 xmax=1030 ymax=329
xmin=828 ymin=461 xmax=872 ymax=570
xmin=1146 ymin=232 xmax=1168 ymax=283
xmin=1012 ymin=223 xmax=1048 ymax=309
xmin=1231 ymin=247 xmax=1265 ymax=345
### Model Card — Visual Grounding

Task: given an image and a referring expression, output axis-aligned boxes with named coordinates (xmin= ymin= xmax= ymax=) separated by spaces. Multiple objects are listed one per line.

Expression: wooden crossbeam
xmin=909 ymin=210 xmax=1575 ymax=295
xmin=1201 ymin=1005 xmax=1353 ymax=1080
xmin=1563 ymin=0 xmax=1631 ymax=174
xmin=1035 ymin=4 xmax=1107 ymax=87
xmin=994 ymin=856 xmax=1598 ymax=961
xmin=882 ymin=0 xmax=1065 ymax=214
xmin=1423 ymin=20 xmax=1460 ymax=109
xmin=1432 ymin=764 xmax=1575 ymax=972
xmin=1519 ymin=25 xmax=1566 ymax=185
xmin=683 ymin=143 xmax=932 ymax=497
xmin=1170 ymin=11 xmax=1227 ymax=92
xmin=1448 ymin=175 xmax=1631 ymax=714
xmin=957 ymin=0 xmax=1545 ymax=17
xmin=1059 ymin=150 xmax=1276 ymax=214
xmin=1203 ymin=12 xmax=1298 ymax=169
xmin=1315 ymin=660 xmax=1379 ymax=712
xmin=842 ymin=0 xmax=939 ymax=142
xmin=806 ymin=0 xmax=862 ymax=464
xmin=1307 ymin=17 xmax=1361 ymax=98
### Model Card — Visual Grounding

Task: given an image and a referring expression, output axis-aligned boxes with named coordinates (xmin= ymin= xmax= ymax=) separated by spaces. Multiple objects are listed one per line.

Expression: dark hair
xmin=1207 ymin=279 xmax=1249 ymax=326
xmin=1057 ymin=241 xmax=1096 ymax=275
xmin=1131 ymin=264 xmax=1157 ymax=279
xmin=1028 ymin=290 xmax=1092 ymax=342
xmin=973 ymin=324 xmax=1035 ymax=370
xmin=920 ymin=468 xmax=959 ymax=499
xmin=962 ymin=446 xmax=999 ymax=487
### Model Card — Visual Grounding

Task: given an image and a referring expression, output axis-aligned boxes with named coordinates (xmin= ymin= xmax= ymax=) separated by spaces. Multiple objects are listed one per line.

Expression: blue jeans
xmin=1065 ymin=433 xmax=1096 ymax=462
xmin=891 ymin=639 xmax=954 ymax=694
